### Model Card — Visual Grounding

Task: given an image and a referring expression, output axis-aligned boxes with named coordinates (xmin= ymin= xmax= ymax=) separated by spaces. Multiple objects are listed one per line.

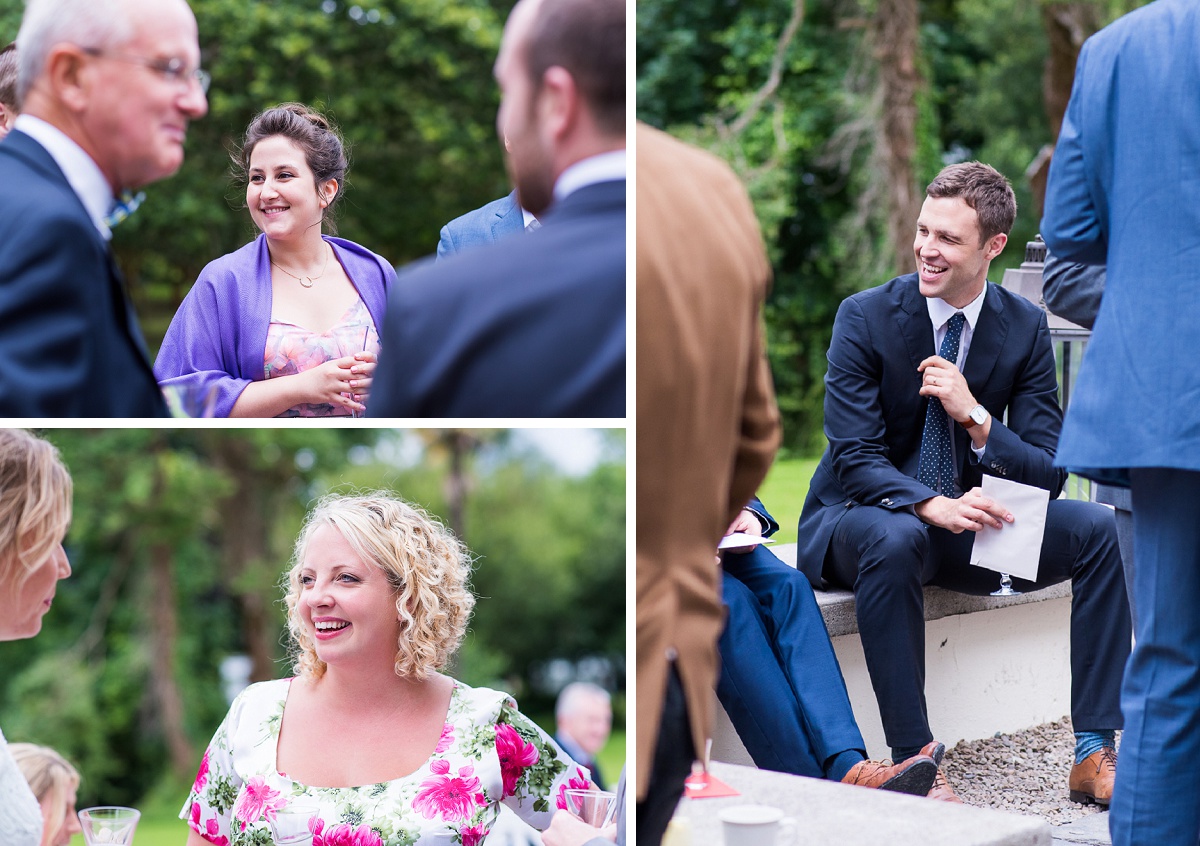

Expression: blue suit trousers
xmin=1110 ymin=469 xmax=1200 ymax=846
xmin=718 ymin=545 xmax=866 ymax=777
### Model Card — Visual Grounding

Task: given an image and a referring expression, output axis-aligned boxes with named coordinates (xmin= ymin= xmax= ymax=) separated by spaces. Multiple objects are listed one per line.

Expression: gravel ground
xmin=941 ymin=716 xmax=1119 ymax=828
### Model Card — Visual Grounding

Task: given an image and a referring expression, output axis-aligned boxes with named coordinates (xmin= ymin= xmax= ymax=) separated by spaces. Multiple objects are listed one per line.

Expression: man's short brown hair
xmin=525 ymin=0 xmax=624 ymax=137
xmin=926 ymin=161 xmax=1017 ymax=243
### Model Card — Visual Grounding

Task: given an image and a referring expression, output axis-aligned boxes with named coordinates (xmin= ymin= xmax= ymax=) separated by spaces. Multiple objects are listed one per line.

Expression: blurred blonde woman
xmin=0 ymin=430 xmax=73 ymax=846
xmin=10 ymin=745 xmax=82 ymax=846
xmin=183 ymin=493 xmax=593 ymax=846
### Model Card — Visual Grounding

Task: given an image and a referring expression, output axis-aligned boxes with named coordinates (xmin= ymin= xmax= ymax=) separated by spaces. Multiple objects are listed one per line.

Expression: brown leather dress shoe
xmin=927 ymin=768 xmax=964 ymax=803
xmin=1069 ymin=747 xmax=1117 ymax=806
xmin=841 ymin=753 xmax=937 ymax=796
xmin=919 ymin=740 xmax=947 ymax=767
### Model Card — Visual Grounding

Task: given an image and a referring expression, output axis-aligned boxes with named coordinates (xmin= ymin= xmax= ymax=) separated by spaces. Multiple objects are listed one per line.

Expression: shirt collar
xmin=553 ymin=149 xmax=626 ymax=203
xmin=521 ymin=206 xmax=538 ymax=229
xmin=926 ymin=282 xmax=988 ymax=333
xmin=15 ymin=114 xmax=115 ymax=241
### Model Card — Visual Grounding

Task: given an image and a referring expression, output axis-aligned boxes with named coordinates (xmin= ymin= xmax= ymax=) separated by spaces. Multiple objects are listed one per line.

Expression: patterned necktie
xmin=917 ymin=311 xmax=966 ymax=497
xmin=103 ymin=190 xmax=145 ymax=230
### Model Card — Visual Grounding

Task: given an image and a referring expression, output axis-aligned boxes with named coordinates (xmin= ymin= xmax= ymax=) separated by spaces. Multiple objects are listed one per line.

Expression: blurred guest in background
xmin=372 ymin=0 xmax=625 ymax=417
xmin=0 ymin=42 xmax=18 ymax=138
xmin=0 ymin=0 xmax=207 ymax=416
xmin=0 ymin=430 xmax=73 ymax=846
xmin=155 ymin=103 xmax=394 ymax=418
xmin=554 ymin=683 xmax=612 ymax=792
xmin=436 ymin=189 xmax=530 ymax=260
xmin=11 ymin=744 xmax=82 ymax=846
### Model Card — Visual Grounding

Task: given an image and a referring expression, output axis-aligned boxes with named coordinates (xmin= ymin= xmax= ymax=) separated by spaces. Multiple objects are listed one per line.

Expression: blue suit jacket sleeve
xmin=742 ymin=496 xmax=779 ymax=538
xmin=1041 ymin=251 xmax=1105 ymax=330
xmin=1042 ymin=39 xmax=1109 ymax=265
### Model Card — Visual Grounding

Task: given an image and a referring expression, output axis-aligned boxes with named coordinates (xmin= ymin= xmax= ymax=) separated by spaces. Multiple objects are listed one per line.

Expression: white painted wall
xmin=711 ymin=596 xmax=1073 ymax=765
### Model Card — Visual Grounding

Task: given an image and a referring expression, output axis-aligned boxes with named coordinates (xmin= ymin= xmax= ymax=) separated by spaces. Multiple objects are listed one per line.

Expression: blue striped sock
xmin=1074 ymin=730 xmax=1115 ymax=764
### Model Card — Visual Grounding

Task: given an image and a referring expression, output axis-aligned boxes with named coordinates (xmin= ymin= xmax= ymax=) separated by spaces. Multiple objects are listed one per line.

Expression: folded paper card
xmin=969 ymin=475 xmax=1049 ymax=582
xmin=718 ymin=533 xmax=776 ymax=550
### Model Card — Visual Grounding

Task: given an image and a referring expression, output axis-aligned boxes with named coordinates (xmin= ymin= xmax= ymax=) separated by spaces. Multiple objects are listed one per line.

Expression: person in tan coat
xmin=635 ymin=122 xmax=781 ymax=845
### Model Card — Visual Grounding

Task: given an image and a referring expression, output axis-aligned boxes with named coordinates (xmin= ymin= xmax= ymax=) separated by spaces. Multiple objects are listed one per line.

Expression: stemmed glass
xmin=78 ymin=807 xmax=140 ymax=845
xmin=991 ymin=572 xmax=1021 ymax=596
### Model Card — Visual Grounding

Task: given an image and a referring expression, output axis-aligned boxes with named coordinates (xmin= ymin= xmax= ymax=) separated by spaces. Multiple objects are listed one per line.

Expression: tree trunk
xmin=212 ymin=438 xmax=279 ymax=683
xmin=1033 ymin=3 xmax=1102 ymax=216
xmin=147 ymin=527 xmax=195 ymax=777
xmin=872 ymin=0 xmax=922 ymax=276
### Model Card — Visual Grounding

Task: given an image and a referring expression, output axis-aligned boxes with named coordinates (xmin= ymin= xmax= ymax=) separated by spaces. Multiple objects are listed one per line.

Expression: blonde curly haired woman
xmin=11 ymin=744 xmax=82 ymax=846
xmin=183 ymin=493 xmax=593 ymax=846
xmin=0 ymin=430 xmax=73 ymax=846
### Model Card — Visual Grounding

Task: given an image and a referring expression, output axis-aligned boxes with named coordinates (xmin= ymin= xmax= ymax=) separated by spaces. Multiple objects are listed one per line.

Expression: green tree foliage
xmin=0 ymin=429 xmax=625 ymax=809
xmin=638 ymin=0 xmax=1149 ymax=453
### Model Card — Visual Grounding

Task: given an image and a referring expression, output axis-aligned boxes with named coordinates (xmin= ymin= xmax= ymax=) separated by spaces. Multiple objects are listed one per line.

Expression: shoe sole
xmin=880 ymin=759 xmax=938 ymax=796
xmin=925 ymin=742 xmax=946 ymax=767
xmin=1068 ymin=789 xmax=1111 ymax=807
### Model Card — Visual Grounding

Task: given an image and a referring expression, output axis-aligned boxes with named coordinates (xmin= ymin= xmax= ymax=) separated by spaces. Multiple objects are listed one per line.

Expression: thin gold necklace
xmin=270 ymin=243 xmax=330 ymax=289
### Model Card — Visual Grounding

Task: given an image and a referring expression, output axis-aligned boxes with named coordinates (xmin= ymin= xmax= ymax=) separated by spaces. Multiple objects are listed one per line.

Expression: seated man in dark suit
xmin=371 ymin=0 xmax=624 ymax=418
xmin=718 ymin=497 xmax=939 ymax=795
xmin=0 ymin=0 xmax=208 ymax=416
xmin=795 ymin=162 xmax=1130 ymax=804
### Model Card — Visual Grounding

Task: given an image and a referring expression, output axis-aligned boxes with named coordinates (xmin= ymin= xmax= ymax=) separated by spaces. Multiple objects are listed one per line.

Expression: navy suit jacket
xmin=794 ymin=274 xmax=1067 ymax=586
xmin=371 ymin=180 xmax=625 ymax=417
xmin=1042 ymin=0 xmax=1200 ymax=474
xmin=435 ymin=190 xmax=525 ymax=261
xmin=0 ymin=129 xmax=166 ymax=417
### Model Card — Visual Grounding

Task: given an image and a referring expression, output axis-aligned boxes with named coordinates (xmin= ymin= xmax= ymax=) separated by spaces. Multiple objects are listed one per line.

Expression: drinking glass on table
xmin=78 ymin=806 xmax=140 ymax=845
xmin=563 ymin=788 xmax=619 ymax=827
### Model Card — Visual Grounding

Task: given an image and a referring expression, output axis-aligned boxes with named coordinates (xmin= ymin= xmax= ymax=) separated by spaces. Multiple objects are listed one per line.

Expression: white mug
xmin=717 ymin=804 xmax=798 ymax=846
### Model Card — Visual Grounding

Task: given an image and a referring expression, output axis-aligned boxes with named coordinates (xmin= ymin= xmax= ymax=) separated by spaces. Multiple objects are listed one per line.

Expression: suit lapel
xmin=897 ymin=275 xmax=936 ymax=372
xmin=962 ymin=283 xmax=1007 ymax=390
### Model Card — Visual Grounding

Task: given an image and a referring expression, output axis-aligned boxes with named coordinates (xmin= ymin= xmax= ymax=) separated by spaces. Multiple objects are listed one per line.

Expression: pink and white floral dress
xmin=181 ymin=678 xmax=591 ymax=846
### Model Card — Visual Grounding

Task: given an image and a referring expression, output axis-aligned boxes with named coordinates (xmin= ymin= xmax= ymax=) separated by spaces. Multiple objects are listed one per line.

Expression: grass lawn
xmin=755 ymin=454 xmax=822 ymax=545
xmin=70 ymin=730 xmax=629 ymax=846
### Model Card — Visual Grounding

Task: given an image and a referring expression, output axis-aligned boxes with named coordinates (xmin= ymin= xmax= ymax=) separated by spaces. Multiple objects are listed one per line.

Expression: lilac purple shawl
xmin=154 ymin=234 xmax=394 ymax=417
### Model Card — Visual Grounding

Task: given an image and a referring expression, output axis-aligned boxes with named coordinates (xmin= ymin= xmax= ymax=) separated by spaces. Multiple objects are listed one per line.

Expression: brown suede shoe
xmin=841 ymin=753 xmax=937 ymax=796
xmin=927 ymin=768 xmax=964 ymax=803
xmin=1069 ymin=747 xmax=1117 ymax=806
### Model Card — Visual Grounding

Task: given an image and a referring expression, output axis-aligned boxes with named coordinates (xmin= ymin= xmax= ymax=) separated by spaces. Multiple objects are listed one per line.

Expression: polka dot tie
xmin=917 ymin=311 xmax=966 ymax=498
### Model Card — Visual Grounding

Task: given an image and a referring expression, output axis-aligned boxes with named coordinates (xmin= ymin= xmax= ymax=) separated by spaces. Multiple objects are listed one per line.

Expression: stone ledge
xmin=680 ymin=761 xmax=1052 ymax=846
xmin=771 ymin=542 xmax=1073 ymax=637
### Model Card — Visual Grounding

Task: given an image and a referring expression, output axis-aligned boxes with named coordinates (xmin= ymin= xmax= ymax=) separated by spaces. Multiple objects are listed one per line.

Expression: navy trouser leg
xmin=929 ymin=499 xmax=1128 ymax=731
xmin=826 ymin=500 xmax=1128 ymax=753
xmin=826 ymin=506 xmax=934 ymax=752
xmin=721 ymin=545 xmax=866 ymax=771
xmin=717 ymin=572 xmax=825 ymax=777
xmin=1110 ymin=469 xmax=1200 ymax=846
xmin=637 ymin=665 xmax=694 ymax=846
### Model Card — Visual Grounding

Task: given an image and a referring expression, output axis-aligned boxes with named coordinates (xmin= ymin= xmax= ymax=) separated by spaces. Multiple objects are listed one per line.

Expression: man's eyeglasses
xmin=81 ymin=47 xmax=211 ymax=94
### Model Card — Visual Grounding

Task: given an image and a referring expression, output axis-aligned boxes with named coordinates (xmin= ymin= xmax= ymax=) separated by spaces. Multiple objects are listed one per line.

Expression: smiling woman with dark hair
xmin=155 ymin=103 xmax=395 ymax=418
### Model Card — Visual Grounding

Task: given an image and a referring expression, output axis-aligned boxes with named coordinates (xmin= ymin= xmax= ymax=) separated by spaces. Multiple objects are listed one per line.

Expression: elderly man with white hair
xmin=0 ymin=0 xmax=208 ymax=416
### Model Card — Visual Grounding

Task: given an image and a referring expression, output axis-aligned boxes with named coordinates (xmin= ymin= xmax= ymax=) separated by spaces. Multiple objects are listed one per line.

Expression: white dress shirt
xmin=553 ymin=149 xmax=626 ymax=203
xmin=925 ymin=284 xmax=990 ymax=473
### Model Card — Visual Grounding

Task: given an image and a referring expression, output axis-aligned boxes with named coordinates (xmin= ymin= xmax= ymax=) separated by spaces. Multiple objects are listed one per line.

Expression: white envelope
xmin=718 ymin=533 xmax=776 ymax=550
xmin=969 ymin=475 xmax=1049 ymax=582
